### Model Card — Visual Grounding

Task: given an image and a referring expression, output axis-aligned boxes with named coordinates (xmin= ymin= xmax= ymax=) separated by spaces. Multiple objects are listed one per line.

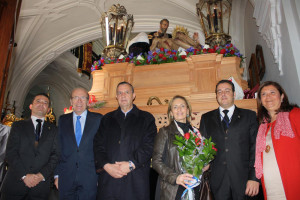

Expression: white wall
xmin=244 ymin=0 xmax=300 ymax=105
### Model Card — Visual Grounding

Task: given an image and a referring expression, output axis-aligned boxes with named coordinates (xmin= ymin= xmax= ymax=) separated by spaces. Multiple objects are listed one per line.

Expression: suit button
xmin=223 ymin=161 xmax=227 ymax=165
xmin=225 ymin=149 xmax=229 ymax=152
xmin=225 ymin=137 xmax=228 ymax=140
xmin=119 ymin=140 xmax=121 ymax=144
xmin=77 ymin=149 xmax=79 ymax=152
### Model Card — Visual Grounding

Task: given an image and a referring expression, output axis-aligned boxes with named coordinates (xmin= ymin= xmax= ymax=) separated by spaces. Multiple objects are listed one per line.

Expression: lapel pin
xmin=238 ymin=115 xmax=240 ymax=118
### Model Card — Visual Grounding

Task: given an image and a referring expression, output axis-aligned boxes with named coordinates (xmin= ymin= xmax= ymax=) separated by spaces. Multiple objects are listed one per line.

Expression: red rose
xmin=159 ymin=53 xmax=164 ymax=58
xmin=208 ymin=48 xmax=215 ymax=53
xmin=230 ymin=43 xmax=233 ymax=47
xmin=110 ymin=62 xmax=114 ymax=64
xmin=100 ymin=58 xmax=104 ymax=63
xmin=214 ymin=45 xmax=218 ymax=50
xmin=173 ymin=56 xmax=178 ymax=61
xmin=125 ymin=57 xmax=130 ymax=62
xmin=195 ymin=138 xmax=201 ymax=146
xmin=167 ymin=51 xmax=172 ymax=55
xmin=181 ymin=55 xmax=186 ymax=59
xmin=69 ymin=106 xmax=72 ymax=110
xmin=146 ymin=60 xmax=150 ymax=64
xmin=153 ymin=58 xmax=157 ymax=62
xmin=160 ymin=48 xmax=164 ymax=52
xmin=153 ymin=52 xmax=157 ymax=56
xmin=230 ymin=50 xmax=235 ymax=55
xmin=172 ymin=52 xmax=176 ymax=55
xmin=220 ymin=49 xmax=226 ymax=54
xmin=162 ymin=57 xmax=167 ymax=61
xmin=184 ymin=132 xmax=190 ymax=140
xmin=212 ymin=145 xmax=217 ymax=151
xmin=64 ymin=108 xmax=67 ymax=112
xmin=202 ymin=49 xmax=207 ymax=53
xmin=94 ymin=65 xmax=98 ymax=70
xmin=136 ymin=60 xmax=141 ymax=65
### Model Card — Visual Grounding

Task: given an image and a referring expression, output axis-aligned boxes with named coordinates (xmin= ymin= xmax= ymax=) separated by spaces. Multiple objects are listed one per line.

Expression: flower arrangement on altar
xmin=173 ymin=131 xmax=217 ymax=178
xmin=91 ymin=43 xmax=244 ymax=71
xmin=63 ymin=95 xmax=106 ymax=114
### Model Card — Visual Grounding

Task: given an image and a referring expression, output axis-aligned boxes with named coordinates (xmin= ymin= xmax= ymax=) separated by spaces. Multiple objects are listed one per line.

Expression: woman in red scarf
xmin=255 ymin=81 xmax=300 ymax=200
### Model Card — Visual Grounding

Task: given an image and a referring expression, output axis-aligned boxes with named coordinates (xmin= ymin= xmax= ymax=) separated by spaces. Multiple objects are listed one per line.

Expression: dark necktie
xmin=222 ymin=110 xmax=230 ymax=132
xmin=35 ymin=119 xmax=42 ymax=141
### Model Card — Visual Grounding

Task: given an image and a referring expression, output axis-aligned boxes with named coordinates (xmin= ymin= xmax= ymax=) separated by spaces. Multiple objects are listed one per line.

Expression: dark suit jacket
xmin=56 ymin=111 xmax=102 ymax=199
xmin=1 ymin=119 xmax=59 ymax=197
xmin=199 ymin=106 xmax=258 ymax=196
xmin=93 ymin=105 xmax=157 ymax=200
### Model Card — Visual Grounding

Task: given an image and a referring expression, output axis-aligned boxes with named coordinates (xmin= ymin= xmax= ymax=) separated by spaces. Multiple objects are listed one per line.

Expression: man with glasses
xmin=93 ymin=82 xmax=157 ymax=200
xmin=1 ymin=93 xmax=60 ymax=200
xmin=199 ymin=80 xmax=260 ymax=200
xmin=54 ymin=88 xmax=102 ymax=200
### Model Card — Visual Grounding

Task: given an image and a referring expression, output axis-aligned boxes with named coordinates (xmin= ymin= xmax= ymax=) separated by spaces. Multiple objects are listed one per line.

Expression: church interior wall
xmin=244 ymin=0 xmax=300 ymax=105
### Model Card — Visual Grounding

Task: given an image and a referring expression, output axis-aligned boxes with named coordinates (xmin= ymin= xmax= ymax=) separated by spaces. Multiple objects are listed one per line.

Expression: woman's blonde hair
xmin=167 ymin=95 xmax=192 ymax=124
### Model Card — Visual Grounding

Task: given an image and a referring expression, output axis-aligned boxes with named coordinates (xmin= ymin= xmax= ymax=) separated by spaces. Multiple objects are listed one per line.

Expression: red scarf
xmin=254 ymin=112 xmax=295 ymax=179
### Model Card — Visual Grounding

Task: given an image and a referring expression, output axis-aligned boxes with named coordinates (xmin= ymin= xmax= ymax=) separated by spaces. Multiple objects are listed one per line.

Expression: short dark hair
xmin=160 ymin=19 xmax=169 ymax=25
xmin=215 ymin=80 xmax=235 ymax=94
xmin=32 ymin=93 xmax=51 ymax=106
xmin=116 ymin=81 xmax=134 ymax=93
xmin=257 ymin=81 xmax=298 ymax=124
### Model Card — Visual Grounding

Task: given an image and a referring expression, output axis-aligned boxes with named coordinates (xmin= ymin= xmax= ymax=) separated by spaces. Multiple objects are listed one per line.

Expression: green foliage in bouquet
xmin=173 ymin=132 xmax=217 ymax=178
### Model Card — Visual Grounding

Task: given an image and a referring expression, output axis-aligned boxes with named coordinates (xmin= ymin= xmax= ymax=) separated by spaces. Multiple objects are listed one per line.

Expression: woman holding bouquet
xmin=152 ymin=95 xmax=209 ymax=200
xmin=255 ymin=81 xmax=300 ymax=199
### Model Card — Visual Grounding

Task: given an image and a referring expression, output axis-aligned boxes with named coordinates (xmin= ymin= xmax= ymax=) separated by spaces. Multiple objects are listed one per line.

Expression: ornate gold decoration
xmin=100 ymin=4 xmax=134 ymax=59
xmin=197 ymin=0 xmax=232 ymax=46
xmin=45 ymin=107 xmax=56 ymax=123
xmin=172 ymin=26 xmax=189 ymax=39
xmin=2 ymin=113 xmax=23 ymax=127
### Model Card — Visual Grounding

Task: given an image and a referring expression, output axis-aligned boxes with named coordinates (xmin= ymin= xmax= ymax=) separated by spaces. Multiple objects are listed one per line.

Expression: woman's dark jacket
xmin=152 ymin=121 xmax=183 ymax=200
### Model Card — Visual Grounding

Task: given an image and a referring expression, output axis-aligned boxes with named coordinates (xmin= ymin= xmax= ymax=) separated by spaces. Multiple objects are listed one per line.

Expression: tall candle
xmin=120 ymin=25 xmax=124 ymax=41
xmin=105 ymin=17 xmax=109 ymax=46
xmin=214 ymin=8 xmax=218 ymax=32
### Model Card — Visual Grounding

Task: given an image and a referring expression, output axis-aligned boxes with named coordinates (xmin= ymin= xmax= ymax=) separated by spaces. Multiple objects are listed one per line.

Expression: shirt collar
xmin=73 ymin=109 xmax=87 ymax=118
xmin=219 ymin=104 xmax=235 ymax=118
xmin=31 ymin=115 xmax=45 ymax=123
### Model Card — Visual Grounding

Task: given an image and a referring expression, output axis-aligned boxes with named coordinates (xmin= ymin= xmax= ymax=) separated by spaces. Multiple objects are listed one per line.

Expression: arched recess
xmin=8 ymin=16 xmax=203 ymax=116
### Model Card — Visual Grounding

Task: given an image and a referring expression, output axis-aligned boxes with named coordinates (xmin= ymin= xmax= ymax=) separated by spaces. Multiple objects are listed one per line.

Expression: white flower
xmin=136 ymin=55 xmax=144 ymax=60
xmin=179 ymin=50 xmax=187 ymax=56
xmin=118 ymin=54 xmax=125 ymax=59
xmin=203 ymin=44 xmax=210 ymax=49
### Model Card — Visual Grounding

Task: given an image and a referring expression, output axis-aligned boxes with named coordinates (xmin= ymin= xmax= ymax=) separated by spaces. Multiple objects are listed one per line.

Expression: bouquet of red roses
xmin=173 ymin=129 xmax=217 ymax=178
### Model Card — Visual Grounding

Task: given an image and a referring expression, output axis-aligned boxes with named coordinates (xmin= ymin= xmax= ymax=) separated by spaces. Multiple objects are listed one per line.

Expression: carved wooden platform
xmin=89 ymin=53 xmax=255 ymax=129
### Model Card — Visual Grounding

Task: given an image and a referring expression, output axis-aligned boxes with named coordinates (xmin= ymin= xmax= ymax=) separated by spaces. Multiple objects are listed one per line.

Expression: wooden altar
xmin=89 ymin=53 xmax=256 ymax=128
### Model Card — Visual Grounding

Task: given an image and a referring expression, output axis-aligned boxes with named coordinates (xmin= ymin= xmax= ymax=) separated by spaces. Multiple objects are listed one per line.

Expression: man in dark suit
xmin=1 ymin=93 xmax=60 ymax=200
xmin=54 ymin=88 xmax=102 ymax=200
xmin=200 ymin=80 xmax=260 ymax=200
xmin=93 ymin=81 xmax=157 ymax=200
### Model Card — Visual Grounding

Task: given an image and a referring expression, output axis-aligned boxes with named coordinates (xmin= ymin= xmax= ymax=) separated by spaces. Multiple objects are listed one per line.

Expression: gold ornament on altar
xmin=2 ymin=99 xmax=23 ymax=127
xmin=100 ymin=4 xmax=134 ymax=59
xmin=197 ymin=0 xmax=232 ymax=46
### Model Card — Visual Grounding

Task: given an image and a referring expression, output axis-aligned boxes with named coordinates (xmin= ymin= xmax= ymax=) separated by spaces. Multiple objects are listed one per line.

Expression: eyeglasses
xmin=216 ymin=89 xmax=232 ymax=95
xmin=34 ymin=99 xmax=49 ymax=105
xmin=72 ymin=96 xmax=88 ymax=101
